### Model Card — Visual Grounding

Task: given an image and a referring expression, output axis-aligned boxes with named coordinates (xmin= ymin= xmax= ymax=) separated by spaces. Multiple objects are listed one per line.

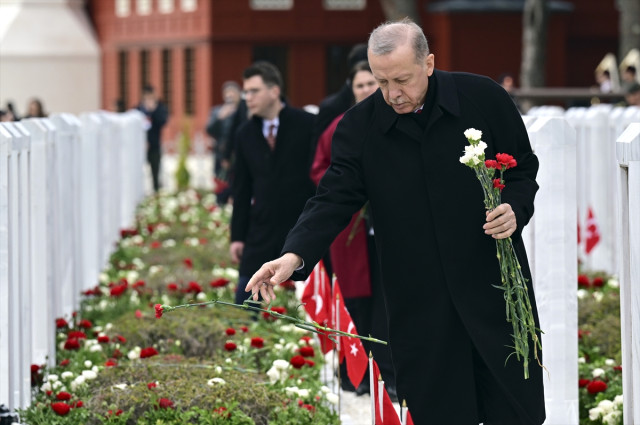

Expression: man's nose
xmin=388 ymin=84 xmax=402 ymax=100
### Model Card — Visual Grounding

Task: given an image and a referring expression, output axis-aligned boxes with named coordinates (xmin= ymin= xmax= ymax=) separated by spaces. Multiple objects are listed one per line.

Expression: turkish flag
xmin=372 ymin=359 xmax=401 ymax=425
xmin=585 ymin=207 xmax=601 ymax=254
xmin=335 ymin=280 xmax=368 ymax=388
xmin=301 ymin=260 xmax=334 ymax=353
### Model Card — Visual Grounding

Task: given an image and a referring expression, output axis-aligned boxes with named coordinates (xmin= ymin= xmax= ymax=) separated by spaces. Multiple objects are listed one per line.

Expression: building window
xmin=158 ymin=0 xmax=174 ymax=13
xmin=115 ymin=0 xmax=131 ymax=17
xmin=136 ymin=0 xmax=152 ymax=15
xmin=326 ymin=45 xmax=351 ymax=95
xmin=162 ymin=49 xmax=172 ymax=112
xmin=180 ymin=0 xmax=197 ymax=12
xmin=140 ymin=49 xmax=150 ymax=90
xmin=252 ymin=46 xmax=288 ymax=95
xmin=118 ymin=50 xmax=129 ymax=108
xmin=323 ymin=0 xmax=365 ymax=10
xmin=250 ymin=0 xmax=293 ymax=10
xmin=184 ymin=47 xmax=195 ymax=115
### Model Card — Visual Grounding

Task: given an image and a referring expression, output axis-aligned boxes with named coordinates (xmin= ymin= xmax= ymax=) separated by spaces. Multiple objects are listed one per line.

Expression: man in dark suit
xmin=230 ymin=61 xmax=316 ymax=305
xmin=246 ymin=19 xmax=545 ymax=425
xmin=137 ymin=85 xmax=168 ymax=193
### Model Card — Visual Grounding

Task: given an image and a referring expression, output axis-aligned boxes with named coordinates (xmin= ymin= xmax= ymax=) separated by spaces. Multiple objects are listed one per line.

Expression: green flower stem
xmin=159 ymin=299 xmax=388 ymax=346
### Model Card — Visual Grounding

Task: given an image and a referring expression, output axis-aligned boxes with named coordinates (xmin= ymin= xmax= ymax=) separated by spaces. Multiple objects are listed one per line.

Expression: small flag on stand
xmin=585 ymin=207 xmax=601 ymax=254
xmin=301 ymin=260 xmax=335 ymax=353
xmin=371 ymin=358 xmax=400 ymax=425
xmin=334 ymin=280 xmax=368 ymax=389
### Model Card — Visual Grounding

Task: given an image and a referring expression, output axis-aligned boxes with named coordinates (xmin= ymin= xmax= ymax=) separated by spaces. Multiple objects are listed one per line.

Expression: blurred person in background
xmin=23 ymin=98 xmax=46 ymax=118
xmin=137 ymin=85 xmax=168 ymax=193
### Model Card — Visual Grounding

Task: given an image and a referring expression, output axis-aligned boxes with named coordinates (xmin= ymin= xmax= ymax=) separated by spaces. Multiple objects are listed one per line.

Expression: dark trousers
xmin=147 ymin=149 xmax=161 ymax=192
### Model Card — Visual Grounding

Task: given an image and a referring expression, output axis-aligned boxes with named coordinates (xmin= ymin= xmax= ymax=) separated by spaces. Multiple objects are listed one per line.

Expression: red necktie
xmin=267 ymin=124 xmax=276 ymax=150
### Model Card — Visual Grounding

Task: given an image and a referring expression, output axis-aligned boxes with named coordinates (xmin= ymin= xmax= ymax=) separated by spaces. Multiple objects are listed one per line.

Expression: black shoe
xmin=355 ymin=382 xmax=370 ymax=396
xmin=386 ymin=385 xmax=398 ymax=403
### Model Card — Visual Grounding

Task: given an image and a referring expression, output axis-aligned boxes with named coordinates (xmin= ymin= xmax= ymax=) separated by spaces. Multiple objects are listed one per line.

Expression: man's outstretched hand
xmin=245 ymin=253 xmax=303 ymax=303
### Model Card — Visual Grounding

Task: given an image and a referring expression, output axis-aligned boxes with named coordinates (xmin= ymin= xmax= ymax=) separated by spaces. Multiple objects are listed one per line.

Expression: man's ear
xmin=425 ymin=53 xmax=435 ymax=77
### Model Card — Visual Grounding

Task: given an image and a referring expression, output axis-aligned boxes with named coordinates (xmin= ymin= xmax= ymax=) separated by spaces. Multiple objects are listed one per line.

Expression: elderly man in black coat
xmin=230 ymin=61 xmax=316 ymax=305
xmin=246 ymin=19 xmax=545 ymax=425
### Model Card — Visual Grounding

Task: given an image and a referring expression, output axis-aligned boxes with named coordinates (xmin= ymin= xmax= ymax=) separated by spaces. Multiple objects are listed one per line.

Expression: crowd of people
xmin=0 ymin=98 xmax=48 ymax=122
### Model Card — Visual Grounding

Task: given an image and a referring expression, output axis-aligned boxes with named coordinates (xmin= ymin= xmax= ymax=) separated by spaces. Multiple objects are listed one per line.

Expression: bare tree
xmin=617 ymin=0 xmax=640 ymax=60
xmin=520 ymin=0 xmax=549 ymax=110
xmin=379 ymin=0 xmax=421 ymax=24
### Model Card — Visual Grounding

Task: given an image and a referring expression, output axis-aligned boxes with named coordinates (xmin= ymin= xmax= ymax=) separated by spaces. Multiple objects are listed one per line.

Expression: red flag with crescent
xmin=301 ymin=260 xmax=334 ymax=353
xmin=334 ymin=280 xmax=368 ymax=388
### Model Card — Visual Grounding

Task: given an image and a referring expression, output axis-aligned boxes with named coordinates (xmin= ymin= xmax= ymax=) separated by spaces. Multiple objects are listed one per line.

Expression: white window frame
xmin=323 ymin=0 xmax=366 ymax=10
xmin=250 ymin=0 xmax=294 ymax=10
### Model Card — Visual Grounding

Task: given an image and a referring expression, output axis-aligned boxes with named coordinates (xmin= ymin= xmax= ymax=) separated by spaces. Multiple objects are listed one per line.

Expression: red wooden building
xmin=88 ymin=0 xmax=619 ymax=144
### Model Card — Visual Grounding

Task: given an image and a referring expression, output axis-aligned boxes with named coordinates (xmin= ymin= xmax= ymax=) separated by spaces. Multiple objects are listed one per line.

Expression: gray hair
xmin=368 ymin=17 xmax=429 ymax=63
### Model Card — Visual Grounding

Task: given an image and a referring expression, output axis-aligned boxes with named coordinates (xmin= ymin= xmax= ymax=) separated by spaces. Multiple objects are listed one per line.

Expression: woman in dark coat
xmin=246 ymin=20 xmax=544 ymax=425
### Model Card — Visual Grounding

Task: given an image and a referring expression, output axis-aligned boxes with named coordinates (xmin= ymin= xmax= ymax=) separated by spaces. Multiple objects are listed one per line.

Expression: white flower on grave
xmin=591 ymin=368 xmax=605 ymax=378
xmin=90 ymin=344 xmax=103 ymax=352
xmin=326 ymin=393 xmax=339 ymax=405
xmin=214 ymin=365 xmax=222 ymax=375
xmin=593 ymin=292 xmax=604 ymax=302
xmin=207 ymin=377 xmax=226 ymax=386
xmin=578 ymin=357 xmax=586 ymax=363
xmin=320 ymin=386 xmax=330 ymax=394
xmin=40 ymin=382 xmax=52 ymax=393
xmin=126 ymin=270 xmax=139 ymax=282
xmin=52 ymin=381 xmax=62 ymax=390
xmin=61 ymin=371 xmax=74 ymax=380
xmin=603 ymin=411 xmax=621 ymax=425
xmin=273 ymin=359 xmax=289 ymax=371
xmin=84 ymin=360 xmax=93 ymax=368
xmin=70 ymin=376 xmax=86 ymax=391
xmin=82 ymin=370 xmax=97 ymax=380
xmin=99 ymin=272 xmax=109 ymax=283
xmin=589 ymin=407 xmax=603 ymax=421
xmin=112 ymin=383 xmax=128 ymax=390
xmin=92 ymin=366 xmax=99 ymax=373
xmin=297 ymin=389 xmax=310 ymax=398
xmin=613 ymin=395 xmax=623 ymax=406
xmin=605 ymin=358 xmax=616 ymax=366
xmin=163 ymin=239 xmax=176 ymax=248
xmin=266 ymin=366 xmax=280 ymax=384
xmin=225 ymin=358 xmax=232 ymax=364
xmin=464 ymin=128 xmax=483 ymax=142
xmin=607 ymin=278 xmax=619 ymax=288
xmin=149 ymin=265 xmax=162 ymax=276
xmin=284 ymin=386 xmax=300 ymax=396
xmin=47 ymin=374 xmax=59 ymax=382
xmin=577 ymin=289 xmax=588 ymax=299
xmin=597 ymin=399 xmax=614 ymax=414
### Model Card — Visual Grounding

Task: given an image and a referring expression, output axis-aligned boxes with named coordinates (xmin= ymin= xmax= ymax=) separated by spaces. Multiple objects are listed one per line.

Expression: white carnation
xmin=112 ymin=383 xmax=128 ymax=390
xmin=577 ymin=289 xmax=588 ymax=299
xmin=266 ymin=366 xmax=280 ymax=384
xmin=207 ymin=377 xmax=226 ymax=386
xmin=84 ymin=360 xmax=93 ymax=368
xmin=613 ymin=394 xmax=623 ymax=406
xmin=298 ymin=389 xmax=310 ymax=398
xmin=605 ymin=359 xmax=616 ymax=366
xmin=464 ymin=128 xmax=483 ymax=141
xmin=61 ymin=371 xmax=74 ymax=380
xmin=578 ymin=357 xmax=586 ymax=363
xmin=47 ymin=374 xmax=59 ymax=382
xmin=592 ymin=368 xmax=605 ymax=378
xmin=593 ymin=292 xmax=604 ymax=302
xmin=273 ymin=359 xmax=289 ymax=371
xmin=82 ymin=370 xmax=97 ymax=380
xmin=326 ymin=392 xmax=339 ymax=405
xmin=607 ymin=278 xmax=619 ymax=288
xmin=603 ymin=411 xmax=621 ymax=425
xmin=589 ymin=407 xmax=603 ymax=421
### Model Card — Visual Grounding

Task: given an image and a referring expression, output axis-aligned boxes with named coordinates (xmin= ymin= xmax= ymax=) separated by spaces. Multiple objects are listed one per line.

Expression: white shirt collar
xmin=262 ymin=117 xmax=280 ymax=138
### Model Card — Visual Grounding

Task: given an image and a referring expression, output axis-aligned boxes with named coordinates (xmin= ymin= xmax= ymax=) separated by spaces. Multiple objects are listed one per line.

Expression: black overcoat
xmin=283 ymin=70 xmax=545 ymax=424
xmin=231 ymin=105 xmax=316 ymax=277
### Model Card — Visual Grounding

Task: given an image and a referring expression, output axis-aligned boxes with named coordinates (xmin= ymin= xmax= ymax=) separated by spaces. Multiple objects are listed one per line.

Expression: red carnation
xmin=158 ymin=398 xmax=174 ymax=409
xmin=147 ymin=382 xmax=157 ymax=389
xmin=224 ymin=341 xmax=237 ymax=351
xmin=290 ymin=355 xmax=306 ymax=369
xmin=485 ymin=159 xmax=499 ymax=169
xmin=240 ymin=326 xmax=249 ymax=333
xmin=613 ymin=365 xmax=622 ymax=372
xmin=299 ymin=346 xmax=315 ymax=358
xmin=183 ymin=258 xmax=193 ymax=269
xmin=225 ymin=328 xmax=236 ymax=336
xmin=150 ymin=240 xmax=162 ymax=249
xmin=133 ymin=280 xmax=145 ymax=288
xmin=167 ymin=283 xmax=179 ymax=291
xmin=98 ymin=335 xmax=110 ymax=344
xmin=592 ymin=277 xmax=605 ymax=287
xmin=492 ymin=178 xmax=505 ymax=192
xmin=251 ymin=337 xmax=264 ymax=348
xmin=78 ymin=319 xmax=93 ymax=329
xmin=105 ymin=359 xmax=117 ymax=367
xmin=110 ymin=283 xmax=127 ymax=297
xmin=214 ymin=177 xmax=229 ymax=195
xmin=73 ymin=400 xmax=83 ymax=408
xmin=140 ymin=347 xmax=159 ymax=358
xmin=187 ymin=281 xmax=203 ymax=293
xmin=578 ymin=379 xmax=590 ymax=388
xmin=31 ymin=364 xmax=40 ymax=373
xmin=301 ymin=403 xmax=315 ymax=412
xmin=64 ymin=338 xmax=81 ymax=350
xmin=68 ymin=331 xmax=87 ymax=339
xmin=107 ymin=409 xmax=124 ymax=416
xmin=56 ymin=391 xmax=72 ymax=401
xmin=213 ymin=406 xmax=231 ymax=418
xmin=56 ymin=318 xmax=68 ymax=329
xmin=60 ymin=359 xmax=70 ymax=367
xmin=114 ymin=335 xmax=126 ymax=343
xmin=51 ymin=402 xmax=71 ymax=416
xmin=210 ymin=278 xmax=230 ymax=288
xmin=305 ymin=359 xmax=315 ymax=367
xmin=135 ymin=309 xmax=143 ymax=319
xmin=586 ymin=380 xmax=607 ymax=394
xmin=154 ymin=304 xmax=164 ymax=319
xmin=112 ymin=349 xmax=123 ymax=358
xmin=578 ymin=275 xmax=590 ymax=287
xmin=300 ymin=336 xmax=312 ymax=344
xmin=495 ymin=153 xmax=517 ymax=169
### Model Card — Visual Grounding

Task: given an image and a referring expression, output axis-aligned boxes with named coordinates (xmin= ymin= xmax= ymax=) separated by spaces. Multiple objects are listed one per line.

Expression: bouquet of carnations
xmin=459 ymin=128 xmax=542 ymax=379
